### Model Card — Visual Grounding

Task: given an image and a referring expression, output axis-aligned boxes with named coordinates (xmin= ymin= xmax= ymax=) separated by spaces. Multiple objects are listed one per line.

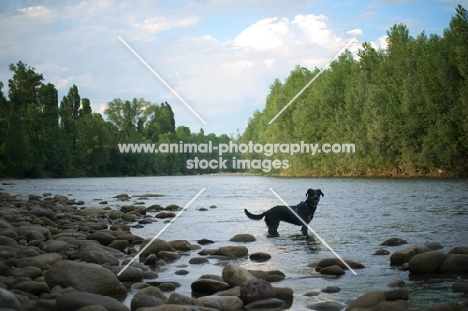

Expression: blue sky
xmin=0 ymin=0 xmax=464 ymax=136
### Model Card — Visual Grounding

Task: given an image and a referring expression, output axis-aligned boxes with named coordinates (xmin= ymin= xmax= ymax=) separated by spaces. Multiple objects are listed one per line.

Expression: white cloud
xmin=292 ymin=14 xmax=341 ymax=48
xmin=371 ymin=35 xmax=388 ymax=49
xmin=234 ymin=17 xmax=289 ymax=50
xmin=135 ymin=16 xmax=199 ymax=34
xmin=222 ymin=60 xmax=254 ymax=71
xmin=18 ymin=6 xmax=51 ymax=18
xmin=347 ymin=28 xmax=363 ymax=36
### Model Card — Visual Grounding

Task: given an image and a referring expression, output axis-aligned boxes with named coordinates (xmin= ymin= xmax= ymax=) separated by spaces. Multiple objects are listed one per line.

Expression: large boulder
xmin=213 ymin=246 xmax=248 ymax=258
xmin=222 ymin=262 xmax=256 ymax=287
xmin=389 ymin=244 xmax=431 ymax=266
xmin=438 ymin=254 xmax=468 ymax=274
xmin=408 ymin=251 xmax=448 ymax=275
xmin=240 ymin=279 xmax=275 ymax=304
xmin=345 ymin=290 xmax=386 ymax=311
xmin=381 ymin=237 xmax=408 ymax=246
xmin=45 ymin=260 xmax=127 ymax=296
xmin=197 ymin=296 xmax=244 ymax=310
xmin=139 ymin=238 xmax=175 ymax=262
xmin=56 ymin=291 xmax=129 ymax=311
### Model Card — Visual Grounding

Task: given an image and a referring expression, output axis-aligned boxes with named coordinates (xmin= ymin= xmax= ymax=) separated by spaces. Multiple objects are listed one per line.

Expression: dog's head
xmin=306 ymin=189 xmax=324 ymax=206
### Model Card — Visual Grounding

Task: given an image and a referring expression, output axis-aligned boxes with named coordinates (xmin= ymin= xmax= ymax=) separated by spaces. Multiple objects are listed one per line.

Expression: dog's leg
xmin=301 ymin=215 xmax=312 ymax=236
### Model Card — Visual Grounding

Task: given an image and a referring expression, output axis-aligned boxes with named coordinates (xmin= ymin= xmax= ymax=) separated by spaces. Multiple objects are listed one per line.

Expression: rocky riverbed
xmin=0 ymin=191 xmax=467 ymax=311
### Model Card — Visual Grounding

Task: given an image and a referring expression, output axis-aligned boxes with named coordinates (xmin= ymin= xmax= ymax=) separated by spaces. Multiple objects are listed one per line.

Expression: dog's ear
xmin=318 ymin=189 xmax=324 ymax=197
xmin=306 ymin=188 xmax=313 ymax=197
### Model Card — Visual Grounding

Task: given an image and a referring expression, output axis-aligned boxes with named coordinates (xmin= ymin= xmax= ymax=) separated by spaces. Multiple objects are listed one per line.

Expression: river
xmin=3 ymin=175 xmax=467 ymax=309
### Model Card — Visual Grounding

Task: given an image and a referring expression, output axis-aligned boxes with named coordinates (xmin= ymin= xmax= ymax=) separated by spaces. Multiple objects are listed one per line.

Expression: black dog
xmin=244 ymin=189 xmax=323 ymax=237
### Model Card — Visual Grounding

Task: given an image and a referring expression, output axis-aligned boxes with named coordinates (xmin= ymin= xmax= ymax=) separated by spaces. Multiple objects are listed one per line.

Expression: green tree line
xmin=0 ymin=63 xmax=236 ymax=178
xmin=240 ymin=5 xmax=468 ymax=177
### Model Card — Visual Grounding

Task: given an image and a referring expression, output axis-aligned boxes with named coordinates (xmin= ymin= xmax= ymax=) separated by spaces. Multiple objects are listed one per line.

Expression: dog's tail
xmin=244 ymin=209 xmax=265 ymax=220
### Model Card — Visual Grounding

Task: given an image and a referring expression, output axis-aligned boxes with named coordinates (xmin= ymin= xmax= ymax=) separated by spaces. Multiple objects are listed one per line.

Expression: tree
xmin=3 ymin=112 xmax=31 ymax=177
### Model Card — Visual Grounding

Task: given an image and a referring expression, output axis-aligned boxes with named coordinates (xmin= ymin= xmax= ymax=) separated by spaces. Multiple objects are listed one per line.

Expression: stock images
xmin=0 ymin=1 xmax=467 ymax=311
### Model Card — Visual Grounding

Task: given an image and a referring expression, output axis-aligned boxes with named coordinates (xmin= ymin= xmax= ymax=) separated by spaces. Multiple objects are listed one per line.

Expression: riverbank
xmin=0 ymin=191 xmax=467 ymax=310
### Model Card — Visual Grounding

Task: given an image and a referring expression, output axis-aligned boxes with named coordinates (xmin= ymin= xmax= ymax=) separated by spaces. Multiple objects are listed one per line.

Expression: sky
xmin=0 ymin=0 xmax=465 ymax=137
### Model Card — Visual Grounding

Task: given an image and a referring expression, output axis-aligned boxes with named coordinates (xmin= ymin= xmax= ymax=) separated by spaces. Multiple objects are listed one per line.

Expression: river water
xmin=4 ymin=176 xmax=468 ymax=309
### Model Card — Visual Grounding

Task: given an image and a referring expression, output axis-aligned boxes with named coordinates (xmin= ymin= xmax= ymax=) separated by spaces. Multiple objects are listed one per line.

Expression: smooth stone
xmin=189 ymin=257 xmax=209 ymax=265
xmin=110 ymin=266 xmax=144 ymax=283
xmin=249 ymin=252 xmax=271 ymax=262
xmin=86 ymin=232 xmax=115 ymax=246
xmin=424 ymin=242 xmax=444 ymax=250
xmin=13 ymin=281 xmax=49 ymax=295
xmin=316 ymin=258 xmax=365 ymax=270
xmin=245 ymin=298 xmax=285 ymax=310
xmin=306 ymin=301 xmax=344 ymax=311
xmin=131 ymin=295 xmax=166 ymax=310
xmin=381 ymin=237 xmax=408 ymax=246
xmin=321 ymin=286 xmax=341 ymax=293
xmin=408 ymin=251 xmax=448 ymax=274
xmin=134 ymin=286 xmax=168 ymax=303
xmin=157 ymin=251 xmax=181 ymax=262
xmin=197 ymin=296 xmax=244 ymax=310
xmin=56 ymin=291 xmax=129 ymax=311
xmin=319 ymin=265 xmax=345 ymax=276
xmin=168 ymin=292 xmax=203 ymax=306
xmin=214 ymin=246 xmax=248 ymax=258
xmin=197 ymin=239 xmax=215 ymax=245
xmin=452 ymin=282 xmax=468 ymax=294
xmin=13 ymin=266 xmax=42 ymax=279
xmin=169 ymin=240 xmax=192 ymax=251
xmin=372 ymin=248 xmax=390 ymax=255
xmin=139 ymin=239 xmax=175 ymax=262
xmin=384 ymin=289 xmax=409 ymax=301
xmin=191 ymin=279 xmax=230 ymax=295
xmin=0 ymin=288 xmax=22 ymax=311
xmin=390 ymin=244 xmax=431 ymax=266
xmin=345 ymin=290 xmax=386 ymax=311
xmin=175 ymin=270 xmax=189 ymax=276
xmin=81 ymin=250 xmax=120 ymax=266
xmin=229 ymin=234 xmax=256 ymax=242
xmin=222 ymin=262 xmax=256 ymax=287
xmin=438 ymin=254 xmax=468 ymax=274
xmin=240 ymin=279 xmax=275 ymax=304
xmin=45 ymin=260 xmax=127 ymax=296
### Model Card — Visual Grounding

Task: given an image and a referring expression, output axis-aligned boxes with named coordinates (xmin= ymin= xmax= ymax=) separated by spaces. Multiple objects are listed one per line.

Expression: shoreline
xmin=0 ymin=191 xmax=467 ymax=310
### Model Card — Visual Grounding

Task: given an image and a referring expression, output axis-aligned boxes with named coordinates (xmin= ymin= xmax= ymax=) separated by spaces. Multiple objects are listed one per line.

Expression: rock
xmin=0 ymin=235 xmax=18 ymax=246
xmin=18 ymin=226 xmax=51 ymax=240
xmin=111 ymin=266 xmax=144 ymax=283
xmin=28 ymin=253 xmax=63 ymax=267
xmin=248 ymin=270 xmax=285 ymax=282
xmin=175 ymin=269 xmax=189 ymax=275
xmin=189 ymin=257 xmax=209 ymax=264
xmin=304 ymin=291 xmax=320 ymax=297
xmin=109 ymin=210 xmax=124 ymax=219
xmin=452 ymin=282 xmax=468 ymax=294
xmin=371 ymin=301 xmax=407 ymax=311
xmin=214 ymin=246 xmax=248 ymax=258
xmin=240 ymin=279 xmax=275 ymax=304
xmin=131 ymin=295 xmax=166 ymax=310
xmin=144 ymin=270 xmax=159 ymax=279
xmin=345 ymin=290 xmax=386 ymax=311
xmin=0 ymin=288 xmax=22 ymax=311
xmin=198 ymin=207 xmax=208 ymax=211
xmin=216 ymin=286 xmax=241 ymax=297
xmin=408 ymin=251 xmax=448 ymax=274
xmin=249 ymin=252 xmax=271 ymax=262
xmin=197 ymin=238 xmax=215 ymax=245
xmin=158 ymin=283 xmax=177 ymax=292
xmin=81 ymin=250 xmax=120 ymax=266
xmin=438 ymin=254 xmax=468 ymax=274
xmin=25 ymin=230 xmax=46 ymax=242
xmin=448 ymin=246 xmax=468 ymax=255
xmin=165 ymin=204 xmax=180 ymax=211
xmin=13 ymin=266 xmax=42 ymax=279
xmin=108 ymin=240 xmax=129 ymax=252
xmin=45 ymin=260 xmax=127 ymax=296
xmin=373 ymin=248 xmax=390 ymax=255
xmin=316 ymin=258 xmax=365 ymax=270
xmin=13 ymin=281 xmax=50 ymax=295
xmin=245 ymin=298 xmax=286 ymax=310
xmin=155 ymin=212 xmax=176 ymax=219
xmin=56 ymin=292 xmax=130 ymax=311
xmin=425 ymin=242 xmax=443 ymax=250
xmin=168 ymin=292 xmax=203 ymax=306
xmin=384 ymin=289 xmax=409 ymax=301
xmin=381 ymin=237 xmax=408 ymax=246
xmin=139 ymin=238 xmax=175 ymax=262
xmin=222 ymin=262 xmax=256 ymax=287
xmin=306 ymin=301 xmax=344 ymax=311
xmin=427 ymin=303 xmax=453 ymax=311
xmin=197 ymin=296 xmax=244 ymax=310
xmin=319 ymin=265 xmax=345 ymax=276
xmin=86 ymin=232 xmax=115 ymax=246
xmin=169 ymin=240 xmax=192 ymax=251
xmin=389 ymin=244 xmax=431 ymax=266
xmin=191 ymin=279 xmax=230 ymax=295
xmin=144 ymin=254 xmax=159 ymax=266
xmin=273 ymin=287 xmax=293 ymax=301
xmin=134 ymin=286 xmax=168 ymax=303
xmin=321 ymin=286 xmax=341 ymax=293
xmin=230 ymin=234 xmax=256 ymax=242
xmin=157 ymin=251 xmax=181 ymax=262
xmin=43 ymin=240 xmax=70 ymax=253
